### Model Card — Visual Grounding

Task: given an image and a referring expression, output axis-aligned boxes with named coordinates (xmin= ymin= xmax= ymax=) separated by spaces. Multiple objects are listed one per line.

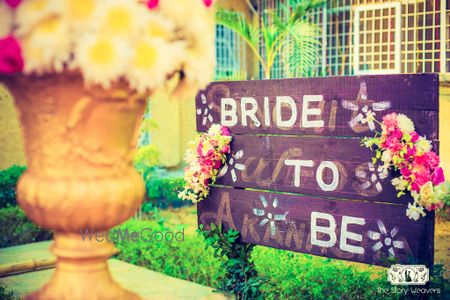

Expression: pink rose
xmin=0 ymin=36 xmax=24 ymax=74
xmin=220 ymin=126 xmax=230 ymax=136
xmin=203 ymin=0 xmax=213 ymax=7
xmin=423 ymin=151 xmax=440 ymax=170
xmin=221 ymin=145 xmax=230 ymax=153
xmin=431 ymin=167 xmax=445 ymax=185
xmin=382 ymin=113 xmax=398 ymax=132
xmin=4 ymin=0 xmax=21 ymax=8
xmin=213 ymin=160 xmax=222 ymax=169
xmin=384 ymin=136 xmax=401 ymax=153
xmin=410 ymin=131 xmax=419 ymax=143
xmin=147 ymin=0 xmax=159 ymax=9
xmin=400 ymin=167 xmax=412 ymax=178
xmin=411 ymin=170 xmax=431 ymax=192
xmin=392 ymin=129 xmax=403 ymax=139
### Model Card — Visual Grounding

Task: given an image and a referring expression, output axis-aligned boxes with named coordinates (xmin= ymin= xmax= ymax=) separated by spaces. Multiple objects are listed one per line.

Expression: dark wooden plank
xmin=215 ymin=135 xmax=439 ymax=204
xmin=198 ymin=187 xmax=434 ymax=267
xmin=196 ymin=74 xmax=439 ymax=139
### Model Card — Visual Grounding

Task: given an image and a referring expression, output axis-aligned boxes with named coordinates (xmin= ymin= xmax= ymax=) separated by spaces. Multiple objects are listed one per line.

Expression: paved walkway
xmin=0 ymin=242 xmax=229 ymax=300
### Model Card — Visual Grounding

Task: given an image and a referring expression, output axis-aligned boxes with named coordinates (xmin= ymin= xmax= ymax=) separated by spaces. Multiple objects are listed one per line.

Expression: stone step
xmin=0 ymin=242 xmax=230 ymax=300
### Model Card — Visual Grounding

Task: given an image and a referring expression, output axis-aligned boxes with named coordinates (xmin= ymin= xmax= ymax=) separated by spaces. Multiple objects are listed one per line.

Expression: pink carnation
xmin=400 ymin=167 xmax=412 ymax=179
xmin=221 ymin=126 xmax=231 ymax=136
xmin=410 ymin=131 xmax=419 ymax=143
xmin=382 ymin=113 xmax=398 ymax=132
xmin=411 ymin=169 xmax=431 ymax=192
xmin=0 ymin=36 xmax=24 ymax=74
xmin=423 ymin=151 xmax=440 ymax=170
xmin=147 ymin=0 xmax=159 ymax=9
xmin=203 ymin=0 xmax=213 ymax=7
xmin=431 ymin=167 xmax=445 ymax=185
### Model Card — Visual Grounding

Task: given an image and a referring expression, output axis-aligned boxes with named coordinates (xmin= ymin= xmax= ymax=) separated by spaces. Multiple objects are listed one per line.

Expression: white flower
xmin=93 ymin=0 xmax=147 ymax=38
xmin=15 ymin=0 xmax=64 ymax=36
xmin=381 ymin=150 xmax=392 ymax=165
xmin=144 ymin=14 xmax=176 ymax=40
xmin=64 ymin=0 xmax=97 ymax=34
xmin=391 ymin=177 xmax=408 ymax=191
xmin=416 ymin=137 xmax=432 ymax=155
xmin=159 ymin=0 xmax=209 ymax=28
xmin=208 ymin=124 xmax=222 ymax=136
xmin=0 ymin=2 xmax=13 ymax=37
xmin=397 ymin=114 xmax=415 ymax=134
xmin=406 ymin=202 xmax=426 ymax=221
xmin=127 ymin=38 xmax=185 ymax=93
xmin=75 ymin=34 xmax=131 ymax=89
xmin=20 ymin=16 xmax=71 ymax=74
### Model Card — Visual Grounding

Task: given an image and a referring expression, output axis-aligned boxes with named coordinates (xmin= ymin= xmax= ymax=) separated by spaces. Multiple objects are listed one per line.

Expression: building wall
xmin=0 ymin=84 xmax=26 ymax=170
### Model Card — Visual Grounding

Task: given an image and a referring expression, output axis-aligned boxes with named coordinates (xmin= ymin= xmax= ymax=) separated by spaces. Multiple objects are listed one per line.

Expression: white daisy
xmin=145 ymin=13 xmax=176 ymax=41
xmin=127 ymin=38 xmax=185 ymax=93
xmin=0 ymin=2 xmax=14 ymax=37
xmin=64 ymin=0 xmax=97 ymax=34
xmin=20 ymin=16 xmax=71 ymax=74
xmin=75 ymin=34 xmax=131 ymax=89
xmin=15 ymin=0 xmax=64 ymax=36
xmin=92 ymin=0 xmax=147 ymax=38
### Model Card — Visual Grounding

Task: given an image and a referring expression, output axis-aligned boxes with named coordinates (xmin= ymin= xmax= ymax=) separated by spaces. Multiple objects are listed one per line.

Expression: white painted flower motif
xmin=342 ymin=82 xmax=391 ymax=131
xmin=368 ymin=220 xmax=405 ymax=257
xmin=197 ymin=93 xmax=214 ymax=126
xmin=355 ymin=162 xmax=388 ymax=193
xmin=217 ymin=149 xmax=245 ymax=182
xmin=252 ymin=195 xmax=288 ymax=236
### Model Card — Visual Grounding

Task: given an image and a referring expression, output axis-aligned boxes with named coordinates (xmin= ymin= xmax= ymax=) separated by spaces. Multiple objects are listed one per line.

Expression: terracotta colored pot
xmin=2 ymin=72 xmax=147 ymax=300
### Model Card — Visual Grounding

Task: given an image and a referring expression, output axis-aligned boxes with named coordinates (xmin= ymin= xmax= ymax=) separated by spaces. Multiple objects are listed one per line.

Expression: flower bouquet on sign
xmin=0 ymin=1 xmax=215 ymax=299
xmin=362 ymin=113 xmax=449 ymax=221
xmin=179 ymin=124 xmax=232 ymax=203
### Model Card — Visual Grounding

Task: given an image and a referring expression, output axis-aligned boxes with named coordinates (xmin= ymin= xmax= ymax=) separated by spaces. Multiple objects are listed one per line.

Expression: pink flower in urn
xmin=431 ymin=167 xmax=445 ymax=185
xmin=0 ymin=36 xmax=24 ymax=74
xmin=220 ymin=126 xmax=230 ymax=136
xmin=410 ymin=131 xmax=419 ymax=143
xmin=146 ymin=0 xmax=159 ymax=9
xmin=382 ymin=113 xmax=398 ymax=132
xmin=4 ymin=0 xmax=21 ymax=8
xmin=203 ymin=0 xmax=213 ymax=7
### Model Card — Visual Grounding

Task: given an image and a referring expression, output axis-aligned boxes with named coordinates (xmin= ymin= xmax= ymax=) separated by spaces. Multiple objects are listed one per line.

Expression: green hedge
xmin=114 ymin=219 xmax=403 ymax=300
xmin=0 ymin=165 xmax=26 ymax=208
xmin=144 ymin=176 xmax=189 ymax=210
xmin=0 ymin=206 xmax=53 ymax=248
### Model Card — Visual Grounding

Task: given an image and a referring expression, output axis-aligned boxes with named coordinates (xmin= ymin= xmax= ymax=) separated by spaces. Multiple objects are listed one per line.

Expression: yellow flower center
xmin=134 ymin=42 xmax=157 ymax=68
xmin=105 ymin=7 xmax=132 ymax=35
xmin=89 ymin=40 xmax=115 ymax=65
xmin=36 ymin=16 xmax=60 ymax=34
xmin=31 ymin=0 xmax=48 ymax=10
xmin=69 ymin=0 xmax=95 ymax=20
xmin=148 ymin=23 xmax=171 ymax=39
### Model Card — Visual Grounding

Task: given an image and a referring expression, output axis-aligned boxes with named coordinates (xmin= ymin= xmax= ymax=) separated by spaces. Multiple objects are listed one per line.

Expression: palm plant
xmin=216 ymin=0 xmax=324 ymax=79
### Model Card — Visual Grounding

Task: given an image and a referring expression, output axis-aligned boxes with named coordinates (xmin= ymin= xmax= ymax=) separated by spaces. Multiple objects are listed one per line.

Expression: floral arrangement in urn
xmin=0 ymin=0 xmax=215 ymax=96
xmin=362 ymin=113 xmax=448 ymax=221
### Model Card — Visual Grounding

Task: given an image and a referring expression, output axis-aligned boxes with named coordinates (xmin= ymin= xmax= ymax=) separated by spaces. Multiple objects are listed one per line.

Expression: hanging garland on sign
xmin=178 ymin=124 xmax=231 ymax=203
xmin=362 ymin=112 xmax=449 ymax=221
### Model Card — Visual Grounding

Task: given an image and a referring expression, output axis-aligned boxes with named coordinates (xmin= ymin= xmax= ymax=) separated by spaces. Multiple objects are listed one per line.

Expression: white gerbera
xmin=93 ymin=0 xmax=147 ymax=38
xmin=415 ymin=137 xmax=432 ymax=155
xmin=0 ymin=3 xmax=13 ymax=37
xmin=75 ymin=34 xmax=131 ymax=89
xmin=127 ymin=38 xmax=185 ymax=93
xmin=15 ymin=0 xmax=64 ymax=36
xmin=20 ymin=16 xmax=71 ymax=74
xmin=397 ymin=114 xmax=415 ymax=134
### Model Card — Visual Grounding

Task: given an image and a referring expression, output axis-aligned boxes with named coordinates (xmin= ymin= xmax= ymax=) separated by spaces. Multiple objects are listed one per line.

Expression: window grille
xmin=215 ymin=24 xmax=247 ymax=80
xmin=256 ymin=0 xmax=449 ymax=77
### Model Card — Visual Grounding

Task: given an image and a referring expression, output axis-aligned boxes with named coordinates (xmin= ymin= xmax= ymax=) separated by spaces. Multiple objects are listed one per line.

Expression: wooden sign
xmin=196 ymin=74 xmax=438 ymax=267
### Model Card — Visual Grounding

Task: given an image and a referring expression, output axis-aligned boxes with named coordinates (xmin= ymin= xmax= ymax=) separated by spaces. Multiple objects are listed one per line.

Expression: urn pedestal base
xmin=26 ymin=234 xmax=139 ymax=300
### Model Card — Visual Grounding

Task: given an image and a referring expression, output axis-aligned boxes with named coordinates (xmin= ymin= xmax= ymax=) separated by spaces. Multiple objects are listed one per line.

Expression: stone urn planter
xmin=2 ymin=72 xmax=148 ymax=300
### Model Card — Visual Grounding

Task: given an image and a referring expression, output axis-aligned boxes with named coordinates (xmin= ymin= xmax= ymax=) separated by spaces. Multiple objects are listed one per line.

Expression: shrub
xmin=0 ymin=284 xmax=18 ymax=300
xmin=0 ymin=165 xmax=26 ymax=208
xmin=114 ymin=219 xmax=406 ymax=300
xmin=0 ymin=206 xmax=52 ymax=248
xmin=145 ymin=176 xmax=188 ymax=209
